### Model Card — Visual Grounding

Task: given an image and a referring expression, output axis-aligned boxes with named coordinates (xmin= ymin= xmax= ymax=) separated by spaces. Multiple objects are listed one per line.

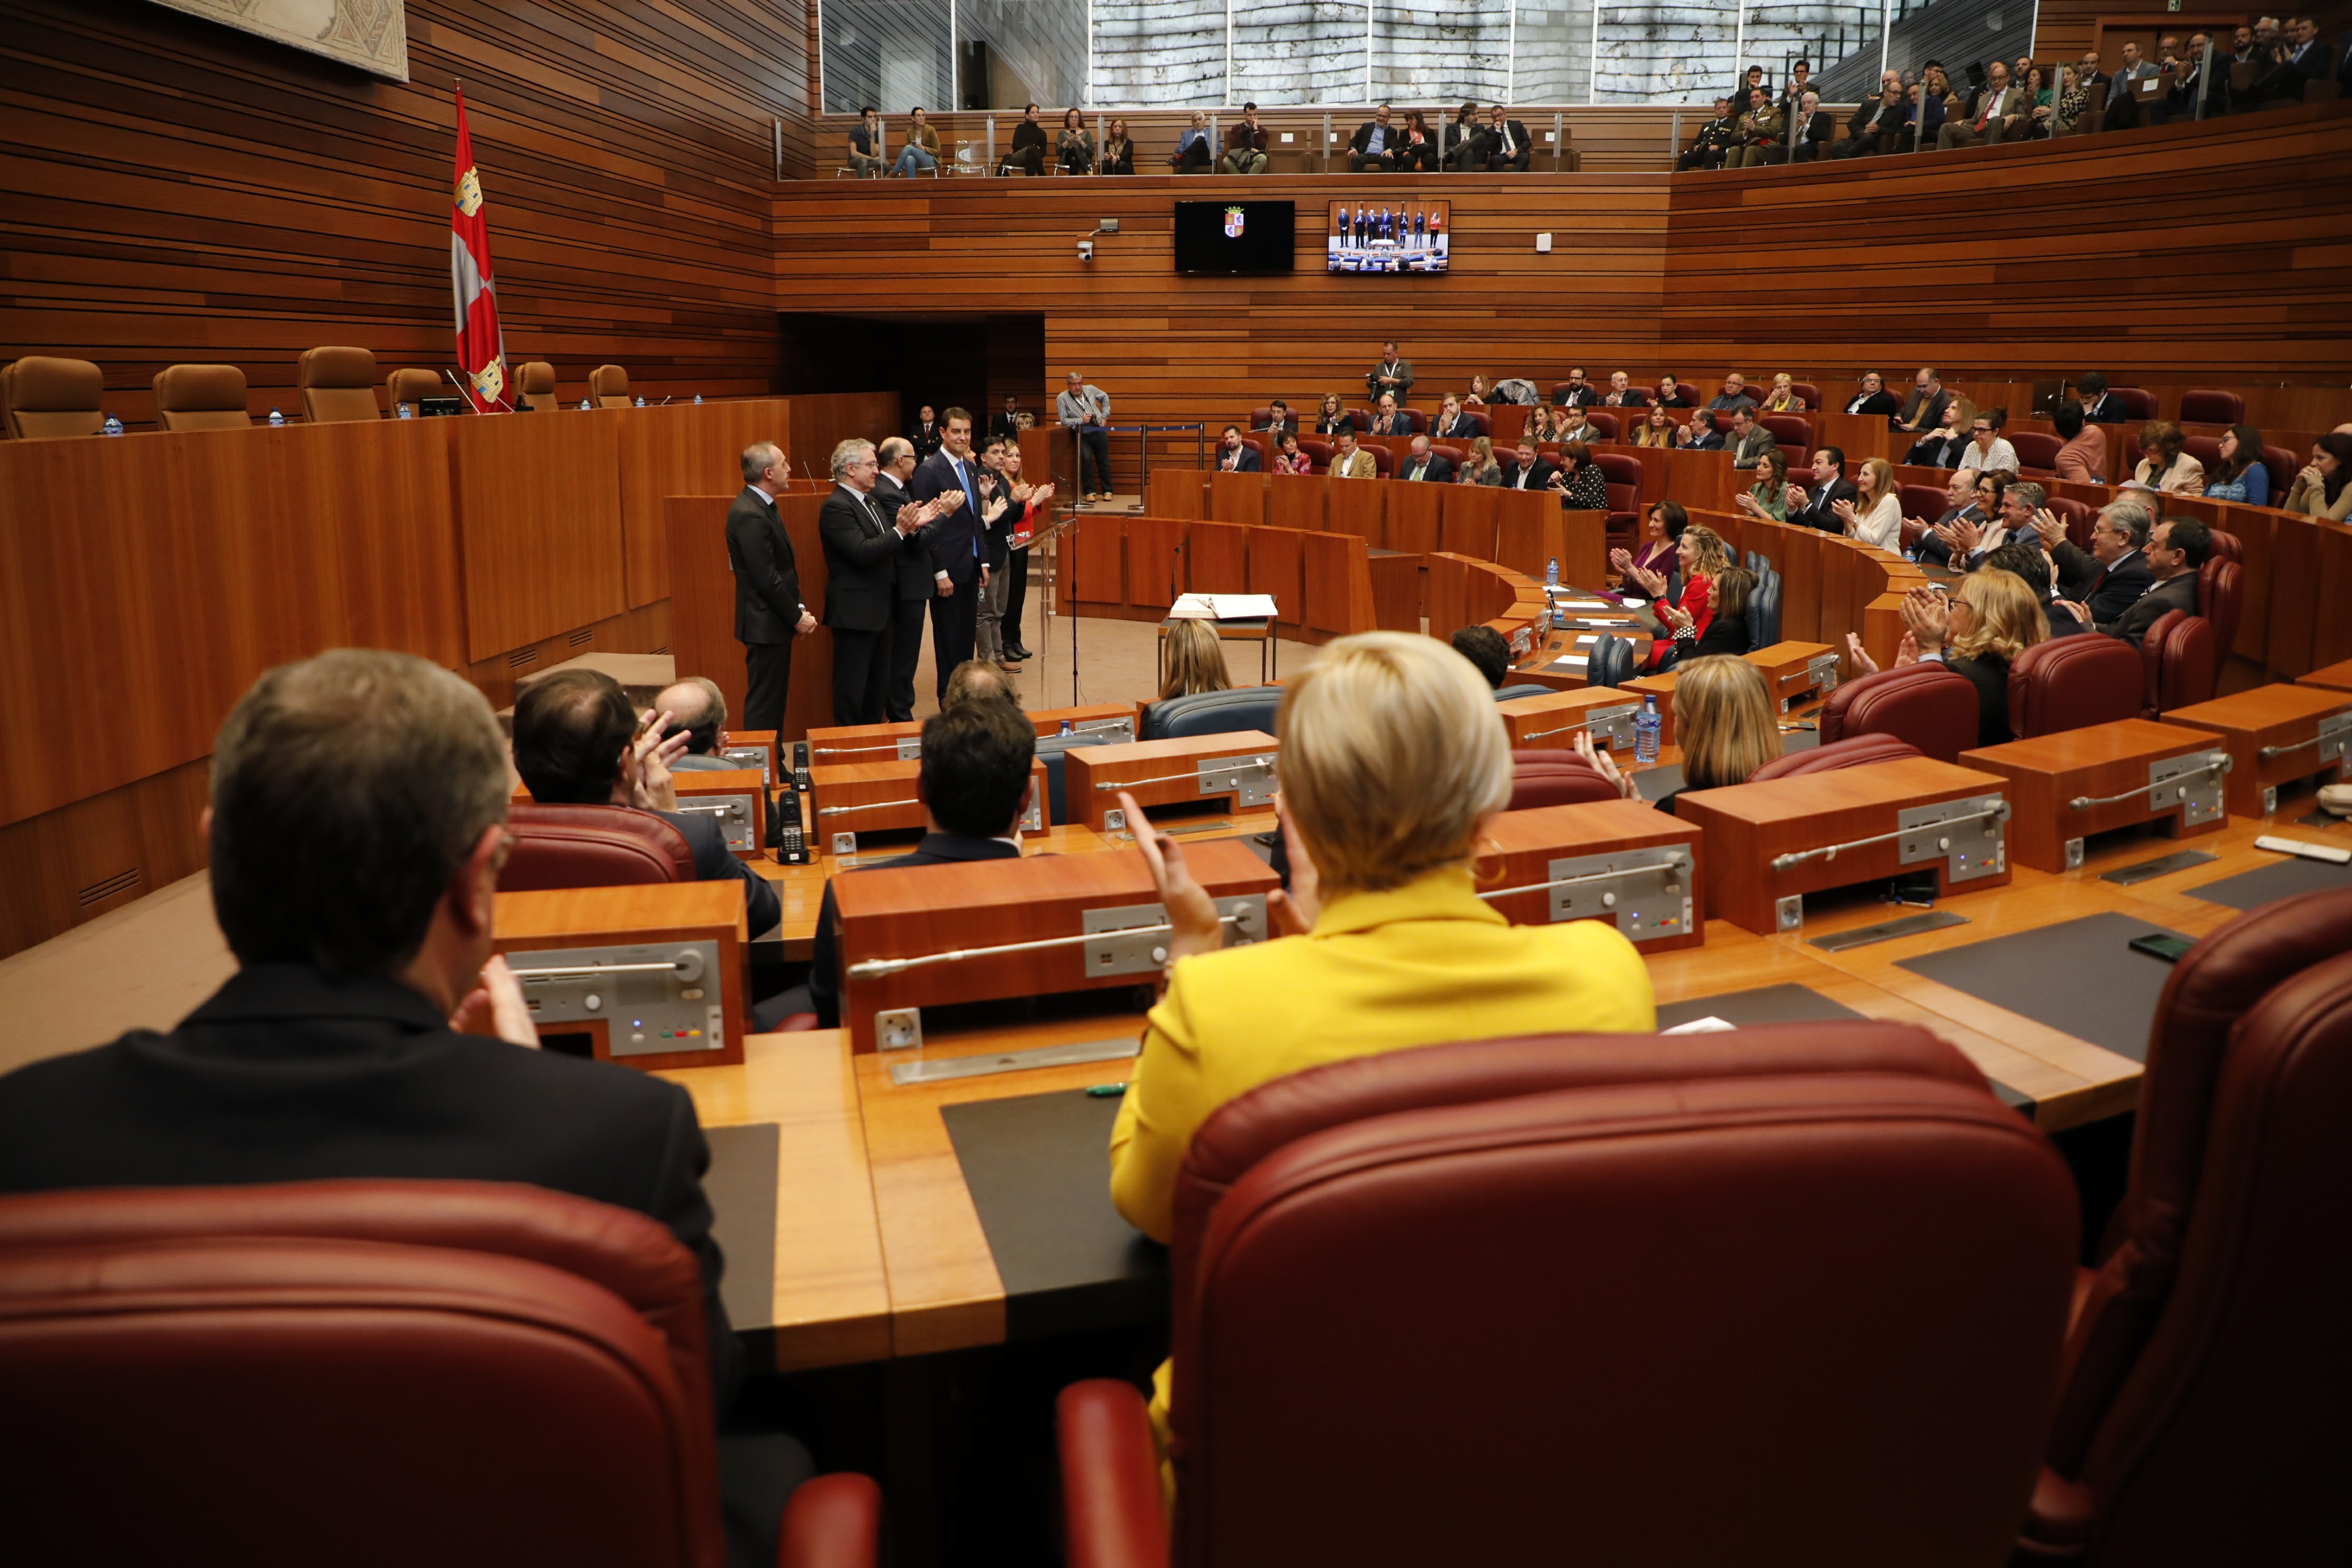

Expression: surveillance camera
xmin=1078 ymin=239 xmax=1094 ymax=262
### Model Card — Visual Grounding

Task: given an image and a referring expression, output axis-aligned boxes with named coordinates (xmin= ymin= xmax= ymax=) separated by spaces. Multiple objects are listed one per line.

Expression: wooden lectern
xmin=1962 ymin=719 xmax=2229 ymax=873
xmin=1673 ymin=757 xmax=2013 ymax=934
xmin=493 ymin=882 xmax=750 ymax=1070
xmin=1061 ymin=733 xmax=1279 ymax=831
xmin=1475 ymin=799 xmax=1705 ymax=951
xmin=833 ymin=839 xmax=1280 ymax=1054
xmin=2162 ymin=686 xmax=2352 ymax=817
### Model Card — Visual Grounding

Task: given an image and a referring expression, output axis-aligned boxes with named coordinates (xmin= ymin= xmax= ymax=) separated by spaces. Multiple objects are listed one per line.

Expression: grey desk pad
xmin=942 ymin=1090 xmax=1168 ymax=1339
xmin=705 ymin=1122 xmax=780 ymax=1331
xmin=2186 ymin=854 xmax=2352 ymax=912
xmin=1895 ymin=913 xmax=2192 ymax=1063
xmin=1658 ymin=984 xmax=2030 ymax=1112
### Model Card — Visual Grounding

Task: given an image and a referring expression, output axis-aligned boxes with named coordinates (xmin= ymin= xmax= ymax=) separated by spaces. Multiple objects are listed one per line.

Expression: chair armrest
xmin=778 ymin=1473 xmax=884 ymax=1568
xmin=1058 ymin=1379 xmax=1169 ymax=1568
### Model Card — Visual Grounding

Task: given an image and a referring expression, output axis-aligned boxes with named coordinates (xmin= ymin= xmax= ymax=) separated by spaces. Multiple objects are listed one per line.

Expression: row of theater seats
xmin=0 ymin=350 xmax=645 ymax=436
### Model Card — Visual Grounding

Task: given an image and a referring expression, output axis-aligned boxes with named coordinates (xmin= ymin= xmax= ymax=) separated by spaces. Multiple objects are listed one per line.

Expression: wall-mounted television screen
xmin=1328 ymin=200 xmax=1449 ymax=273
xmin=1173 ymin=200 xmax=1296 ymax=274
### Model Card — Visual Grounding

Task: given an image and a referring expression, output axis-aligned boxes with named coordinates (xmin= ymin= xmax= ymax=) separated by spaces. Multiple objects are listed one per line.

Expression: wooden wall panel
xmin=2 ymin=0 xmax=807 ymax=429
xmin=619 ymin=398 xmax=794 ymax=607
xmin=451 ymin=413 xmax=626 ymax=660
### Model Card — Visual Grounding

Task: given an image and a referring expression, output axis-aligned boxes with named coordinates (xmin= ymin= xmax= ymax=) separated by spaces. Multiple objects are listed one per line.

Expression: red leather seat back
xmin=1166 ymin=1026 xmax=2078 ymax=1568
xmin=2046 ymin=496 xmax=2095 ymax=550
xmin=1237 ymin=432 xmax=1269 ymax=466
xmin=1898 ymin=483 xmax=1948 ymax=536
xmin=1580 ymin=411 xmax=1620 ymax=440
xmin=1505 ymin=748 xmax=1620 ymax=810
xmin=0 ymin=1180 xmax=722 ymax=1567
xmin=2139 ymin=611 xmax=2216 ymax=717
xmin=1343 ymin=408 xmax=1372 ymax=432
xmin=2044 ymin=935 xmax=2352 ymax=1562
xmin=1594 ymin=451 xmax=1643 ymax=502
xmin=503 ymin=803 xmax=694 ymax=892
xmin=2176 ymin=389 xmax=2243 ymax=424
xmin=2110 ymin=387 xmax=2158 ymax=419
xmin=1248 ymin=405 xmax=1272 ymax=429
xmin=1788 ymin=381 xmax=1821 ymax=408
xmin=2202 ymin=529 xmax=2241 ymax=564
xmin=2183 ymin=435 xmax=2221 ymax=475
xmin=2260 ymin=444 xmax=2297 ymax=497
xmin=2010 ymin=431 xmax=2063 ymax=473
xmin=2009 ymin=633 xmax=2142 ymax=740
xmin=1429 ymin=442 xmax=1467 ymax=469
xmin=1748 ymin=733 xmax=1920 ymax=780
xmin=1759 ymin=413 xmax=1812 ymax=452
xmin=1298 ymin=436 xmax=1333 ymax=468
xmin=1365 ymin=443 xmax=1394 ymax=477
xmin=2197 ymin=556 xmax=2241 ymax=672
xmin=1819 ymin=664 xmax=1979 ymax=762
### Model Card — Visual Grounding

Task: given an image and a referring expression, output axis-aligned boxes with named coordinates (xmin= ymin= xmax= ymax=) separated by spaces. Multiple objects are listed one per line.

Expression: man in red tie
xmin=1937 ymin=60 xmax=2024 ymax=149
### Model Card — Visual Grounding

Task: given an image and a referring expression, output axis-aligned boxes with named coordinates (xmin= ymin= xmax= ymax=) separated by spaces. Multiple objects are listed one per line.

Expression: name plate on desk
xmin=2163 ymin=687 xmax=2352 ymax=817
xmin=1475 ymin=799 xmax=1705 ymax=950
xmin=833 ymin=839 xmax=1280 ymax=1053
xmin=493 ymin=882 xmax=750 ymax=1069
xmin=671 ymin=769 xmax=767 ymax=857
xmin=1062 ymin=732 xmax=1280 ymax=831
xmin=1963 ymin=719 xmax=2230 ymax=872
xmin=1673 ymin=758 xmax=2012 ymax=934
xmin=1497 ymin=688 xmax=1646 ymax=752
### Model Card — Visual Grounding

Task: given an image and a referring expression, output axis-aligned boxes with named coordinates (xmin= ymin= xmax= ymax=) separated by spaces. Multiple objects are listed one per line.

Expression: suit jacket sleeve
xmin=819 ymin=494 xmax=903 ymax=576
xmin=2085 ymin=560 xmax=2153 ymax=624
xmin=732 ymin=502 xmax=802 ymax=623
xmin=648 ymin=1083 xmax=742 ymax=1415
xmin=808 ymin=881 xmax=843 ymax=1029
xmin=685 ymin=818 xmax=782 ymax=935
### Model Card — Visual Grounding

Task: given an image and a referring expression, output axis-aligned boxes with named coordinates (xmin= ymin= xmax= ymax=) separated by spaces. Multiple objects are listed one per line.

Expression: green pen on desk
xmin=1086 ymin=1082 xmax=1128 ymax=1098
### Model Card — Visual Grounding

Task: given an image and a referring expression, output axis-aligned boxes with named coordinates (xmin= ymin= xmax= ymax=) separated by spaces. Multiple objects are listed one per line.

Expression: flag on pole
xmin=449 ymin=84 xmax=508 ymax=411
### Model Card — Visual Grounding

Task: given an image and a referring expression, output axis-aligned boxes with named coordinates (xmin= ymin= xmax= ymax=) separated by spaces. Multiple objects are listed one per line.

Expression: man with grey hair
xmin=2038 ymin=497 xmax=2154 ymax=623
xmin=656 ymin=675 xmax=737 ymax=770
xmin=726 ymin=440 xmax=814 ymax=731
xmin=820 ymin=435 xmax=936 ymax=723
xmin=1057 ymin=371 xmax=1113 ymax=500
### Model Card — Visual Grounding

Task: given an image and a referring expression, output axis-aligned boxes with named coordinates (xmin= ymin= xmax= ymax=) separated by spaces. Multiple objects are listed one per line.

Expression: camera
xmin=1077 ymin=239 xmax=1094 ymax=262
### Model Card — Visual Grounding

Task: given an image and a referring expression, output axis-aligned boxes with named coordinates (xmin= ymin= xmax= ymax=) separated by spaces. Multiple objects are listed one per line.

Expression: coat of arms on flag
xmin=449 ymin=85 xmax=509 ymax=411
xmin=1223 ymin=206 xmax=1245 ymax=238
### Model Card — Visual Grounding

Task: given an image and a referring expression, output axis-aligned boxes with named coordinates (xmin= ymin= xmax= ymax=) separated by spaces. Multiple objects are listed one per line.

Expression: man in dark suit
xmin=1260 ymin=400 xmax=1298 ymax=442
xmin=1398 ymin=435 xmax=1453 ymax=482
xmin=1984 ymin=543 xmax=2092 ymax=640
xmin=1500 ymin=440 xmax=1557 ymax=492
xmin=1216 ymin=425 xmax=1262 ymax=472
xmin=1600 ymin=372 xmax=1648 ymax=408
xmin=1785 ymin=446 xmax=1859 ymax=534
xmin=874 ymin=437 xmax=947 ymax=722
xmin=1842 ymin=371 xmax=1901 ymax=417
xmin=0 ymin=649 xmax=810 ymax=1563
xmin=1557 ymin=368 xmax=1601 ymax=408
xmin=818 ymin=437 xmax=934 ymax=724
xmin=2074 ymin=371 xmax=2128 ymax=424
xmin=908 ymin=404 xmax=943 ymax=458
xmin=1348 ymin=104 xmax=1402 ymax=170
xmin=1726 ymin=405 xmax=1778 ymax=470
xmin=725 ymin=441 xmax=814 ymax=733
xmin=513 ymin=669 xmax=782 ymax=938
xmin=1480 ymin=104 xmax=1533 ymax=169
xmin=910 ymin=407 xmax=988 ymax=703
xmin=1432 ymin=394 xmax=1480 ymax=439
xmin=798 ymin=696 xmax=1034 ymax=1029
xmin=987 ymin=394 xmax=1023 ymax=445
xmin=1893 ymin=366 xmax=1952 ymax=433
xmin=2079 ymin=516 xmax=2208 ymax=646
xmin=2042 ymin=500 xmax=2155 ymax=623
xmin=1676 ymin=408 xmax=1726 ymax=451
xmin=2250 ymin=15 xmax=2334 ymax=105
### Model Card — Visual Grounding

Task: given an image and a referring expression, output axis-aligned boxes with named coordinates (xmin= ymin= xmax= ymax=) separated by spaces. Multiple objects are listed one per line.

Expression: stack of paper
xmin=1170 ymin=593 xmax=1281 ymax=621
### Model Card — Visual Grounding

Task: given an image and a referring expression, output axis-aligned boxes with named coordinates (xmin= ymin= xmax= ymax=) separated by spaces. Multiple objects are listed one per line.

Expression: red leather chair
xmin=1786 ymin=381 xmax=1821 ymax=409
xmin=1297 ymin=436 xmax=1333 ymax=469
xmin=501 ymin=803 xmax=694 ymax=891
xmin=2175 ymin=388 xmax=2243 ymax=424
xmin=1428 ymin=442 xmax=1468 ymax=471
xmin=2107 ymin=387 xmax=2159 ymax=420
xmin=2138 ymin=610 xmax=2216 ymax=718
xmin=1900 ymin=484 xmax=1951 ymax=541
xmin=1759 ymin=413 xmax=1812 ymax=454
xmin=2260 ymin=444 xmax=2299 ymax=498
xmin=1059 ymin=1023 xmax=2077 ymax=1568
xmin=2202 ymin=529 xmax=2240 ymax=565
xmin=2020 ymin=891 xmax=2352 ymax=1563
xmin=1819 ymin=664 xmax=1980 ymax=763
xmin=1235 ymin=433 xmax=1270 ymax=467
xmin=1594 ymin=451 xmax=1644 ymax=551
xmin=2195 ymin=556 xmax=2241 ymax=674
xmin=0 ymin=1180 xmax=881 ymax=1568
xmin=1248 ymin=406 xmax=1274 ymax=430
xmin=2182 ymin=435 xmax=2221 ymax=477
xmin=2045 ymin=496 xmax=2095 ymax=551
xmin=1581 ymin=410 xmax=1620 ymax=441
xmin=1506 ymin=748 xmax=1622 ymax=810
xmin=1748 ymin=733 xmax=1921 ymax=780
xmin=2010 ymin=431 xmax=2064 ymax=474
xmin=1342 ymin=408 xmax=1373 ymax=433
xmin=1364 ymin=443 xmax=1394 ymax=478
xmin=2009 ymin=637 xmax=2144 ymax=740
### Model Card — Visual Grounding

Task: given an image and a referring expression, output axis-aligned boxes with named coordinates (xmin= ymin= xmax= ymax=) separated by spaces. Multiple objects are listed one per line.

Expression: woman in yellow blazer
xmin=1108 ymin=631 xmax=1656 ymax=1485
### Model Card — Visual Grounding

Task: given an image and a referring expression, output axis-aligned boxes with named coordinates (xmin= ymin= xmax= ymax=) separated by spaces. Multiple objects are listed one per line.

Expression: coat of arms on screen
xmin=1223 ymin=207 xmax=1245 ymax=238
xmin=141 ymin=0 xmax=411 ymax=82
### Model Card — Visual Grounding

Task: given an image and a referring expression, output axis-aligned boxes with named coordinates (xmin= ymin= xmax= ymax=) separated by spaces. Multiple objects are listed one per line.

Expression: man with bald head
xmin=726 ymin=440 xmax=815 ymax=731
xmin=656 ymin=676 xmax=741 ymax=771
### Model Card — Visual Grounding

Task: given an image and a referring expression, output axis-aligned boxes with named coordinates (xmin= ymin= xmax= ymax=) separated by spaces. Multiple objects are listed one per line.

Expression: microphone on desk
xmin=657 ymin=395 xmax=675 ymax=406
xmin=441 ymin=370 xmax=484 ymax=412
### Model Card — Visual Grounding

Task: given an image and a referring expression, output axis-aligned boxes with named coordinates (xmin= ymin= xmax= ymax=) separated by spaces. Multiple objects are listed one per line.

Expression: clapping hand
xmin=451 ymin=955 xmax=539 ymax=1047
xmin=631 ymin=708 xmax=690 ymax=811
xmin=1785 ymin=482 xmax=1809 ymax=509
xmin=1574 ymin=730 xmax=1643 ymax=803
xmin=1830 ymin=497 xmax=1859 ymax=532
xmin=1945 ymin=517 xmax=1982 ymax=556
xmin=1899 ymin=586 xmax=1949 ymax=652
xmin=1659 ymin=601 xmax=1693 ymax=634
xmin=2032 ymin=506 xmax=2067 ymax=548
xmin=1845 ymin=631 xmax=1879 ymax=675
xmin=1027 ymin=482 xmax=1056 ymax=509
xmin=1121 ymin=789 xmax=1231 ymax=963
xmin=1630 ymin=565 xmax=1669 ymax=599
xmin=1608 ymin=545 xmax=1634 ymax=574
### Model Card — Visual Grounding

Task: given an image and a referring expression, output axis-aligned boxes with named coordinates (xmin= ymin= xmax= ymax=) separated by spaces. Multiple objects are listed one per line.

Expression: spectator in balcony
xmin=997 ymin=103 xmax=1045 ymax=177
xmin=1348 ymin=103 xmax=1401 ymax=171
xmin=1368 ymin=393 xmax=1408 ymax=437
xmin=2250 ymin=16 xmax=2334 ymax=107
xmin=1272 ymin=432 xmax=1313 ymax=475
xmin=1457 ymin=436 xmax=1502 ymax=486
xmin=2020 ymin=65 xmax=2056 ymax=137
xmin=1444 ymin=102 xmax=1481 ymax=169
xmin=1557 ymin=368 xmax=1600 ymax=408
xmin=1500 ymin=439 xmax=1557 ymax=492
xmin=1778 ymin=58 xmax=1813 ymax=117
xmin=1480 ymin=104 xmax=1533 ymax=171
xmin=2074 ymin=372 xmax=2127 ymax=424
xmin=1958 ymin=409 xmax=2020 ymax=475
xmin=2053 ymin=67 xmax=2096 ymax=135
xmin=1397 ymin=110 xmax=1440 ymax=172
xmin=1768 ymin=91 xmax=1834 ymax=162
xmin=1894 ymin=366 xmax=1952 ymax=433
xmin=848 ymin=106 xmax=885 ymax=177
xmin=1216 ymin=425 xmax=1261 ymax=473
xmin=1101 ymin=117 xmax=1135 ymax=174
xmin=1558 ymin=406 xmax=1602 ymax=447
xmin=1678 ymin=98 xmax=1740 ymax=169
xmin=2284 ymin=433 xmax=2352 ymax=520
xmin=1170 ymin=111 xmax=1212 ymax=172
xmin=893 ymin=106 xmax=941 ymax=177
xmin=1904 ymin=397 xmax=1976 ymax=468
xmin=1551 ymin=443 xmax=1608 ymax=510
xmin=1653 ymin=373 xmax=1685 ymax=408
xmin=2106 ymin=40 xmax=2158 ymax=130
xmin=1399 ymin=435 xmax=1452 ymax=483
xmin=1523 ymin=404 xmax=1560 ymax=446
xmin=1330 ymin=427 xmax=1378 ymax=480
xmin=1221 ymin=103 xmax=1269 ymax=175
xmin=1433 ymin=395 xmax=1479 ymax=440
xmin=1057 ymin=108 xmax=1094 ymax=174
xmin=2132 ymin=421 xmax=2207 ymax=494
xmin=1832 ymin=458 xmax=1904 ymax=551
xmin=2202 ymin=424 xmax=2271 ymax=506
xmin=1838 ymin=78 xmax=1908 ymax=158
xmin=1726 ymin=405 xmax=1777 ymax=470
xmin=1913 ymin=63 xmax=1960 ymax=143
xmin=1601 ymin=372 xmax=1647 ymax=409
xmin=1734 ymin=63 xmax=1769 ymax=102
xmin=1727 ymin=85 xmax=1785 ymax=167
xmin=1367 ymin=341 xmax=1413 ymax=402
xmin=1939 ymin=60 xmax=2028 ymax=148
xmin=1735 ymin=448 xmax=1792 ymax=521
xmin=2075 ymin=51 xmax=2109 ymax=94
xmin=1708 ymin=373 xmax=1757 ymax=413
xmin=1677 ymin=408 xmax=1724 ymax=451
xmin=1760 ymin=373 xmax=1806 ymax=413
xmin=1842 ymin=371 xmax=1899 ymax=417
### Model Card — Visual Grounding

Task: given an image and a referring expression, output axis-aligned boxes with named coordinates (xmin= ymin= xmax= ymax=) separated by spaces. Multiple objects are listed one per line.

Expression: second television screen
xmin=1328 ymin=200 xmax=1449 ymax=273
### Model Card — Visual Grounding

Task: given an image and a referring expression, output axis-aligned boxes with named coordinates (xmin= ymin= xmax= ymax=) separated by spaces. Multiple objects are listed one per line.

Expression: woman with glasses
xmin=1847 ymin=569 xmax=2047 ymax=747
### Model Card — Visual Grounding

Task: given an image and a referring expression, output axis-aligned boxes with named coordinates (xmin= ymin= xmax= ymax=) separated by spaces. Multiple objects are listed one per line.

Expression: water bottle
xmin=100 ymin=415 xmax=124 ymax=436
xmin=1634 ymin=694 xmax=1662 ymax=765
xmin=395 ymin=401 xmax=414 ymax=420
xmin=693 ymin=393 xmax=704 ymax=405
xmin=1546 ymin=556 xmax=1560 ymax=588
xmin=633 ymin=395 xmax=645 ymax=408
xmin=579 ymin=397 xmax=593 ymax=411
xmin=266 ymin=406 xmax=284 ymax=428
xmin=1059 ymin=719 xmax=1073 ymax=737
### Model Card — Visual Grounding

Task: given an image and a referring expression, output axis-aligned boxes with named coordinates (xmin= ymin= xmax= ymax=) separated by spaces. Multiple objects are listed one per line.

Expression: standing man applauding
xmin=726 ymin=442 xmax=815 ymax=732
xmin=874 ymin=437 xmax=944 ymax=722
xmin=911 ymin=409 xmax=986 ymax=702
xmin=819 ymin=438 xmax=938 ymax=724
xmin=1058 ymin=371 xmax=1114 ymax=501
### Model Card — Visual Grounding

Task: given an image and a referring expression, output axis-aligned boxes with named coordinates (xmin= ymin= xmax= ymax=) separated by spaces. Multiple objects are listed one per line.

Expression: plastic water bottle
xmin=693 ymin=394 xmax=704 ymax=405
xmin=266 ymin=406 xmax=284 ymax=427
xmin=579 ymin=397 xmax=593 ymax=411
xmin=100 ymin=415 xmax=123 ymax=436
xmin=1634 ymin=694 xmax=1662 ymax=765
xmin=633 ymin=395 xmax=646 ymax=408
xmin=1546 ymin=556 xmax=1560 ymax=588
xmin=1059 ymin=720 xmax=1073 ymax=737
xmin=395 ymin=401 xmax=414 ymax=420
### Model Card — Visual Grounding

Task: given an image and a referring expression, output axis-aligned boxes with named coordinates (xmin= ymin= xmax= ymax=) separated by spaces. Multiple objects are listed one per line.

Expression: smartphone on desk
xmin=2129 ymin=932 xmax=2194 ymax=963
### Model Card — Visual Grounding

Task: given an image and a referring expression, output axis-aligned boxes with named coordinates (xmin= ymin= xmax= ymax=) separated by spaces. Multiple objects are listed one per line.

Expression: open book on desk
xmin=1169 ymin=593 xmax=1281 ymax=621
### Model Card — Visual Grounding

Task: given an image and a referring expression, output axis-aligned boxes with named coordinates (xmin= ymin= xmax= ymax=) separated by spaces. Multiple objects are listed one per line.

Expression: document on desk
xmin=1170 ymin=592 xmax=1279 ymax=621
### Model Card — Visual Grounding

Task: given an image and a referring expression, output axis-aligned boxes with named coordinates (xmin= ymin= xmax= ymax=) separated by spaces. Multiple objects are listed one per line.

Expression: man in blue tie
xmin=910 ymin=407 xmax=987 ymax=702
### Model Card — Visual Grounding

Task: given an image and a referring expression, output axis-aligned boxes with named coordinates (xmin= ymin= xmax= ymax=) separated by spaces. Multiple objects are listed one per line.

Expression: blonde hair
xmin=1468 ymin=436 xmax=1495 ymax=470
xmin=1949 ymin=568 xmax=2047 ymax=665
xmin=1856 ymin=457 xmax=1895 ymax=506
xmin=1675 ymin=656 xmax=1780 ymax=792
xmin=1158 ymin=618 xmax=1234 ymax=701
xmin=1681 ymin=523 xmax=1732 ymax=580
xmin=1275 ymin=632 xmax=1510 ymax=895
